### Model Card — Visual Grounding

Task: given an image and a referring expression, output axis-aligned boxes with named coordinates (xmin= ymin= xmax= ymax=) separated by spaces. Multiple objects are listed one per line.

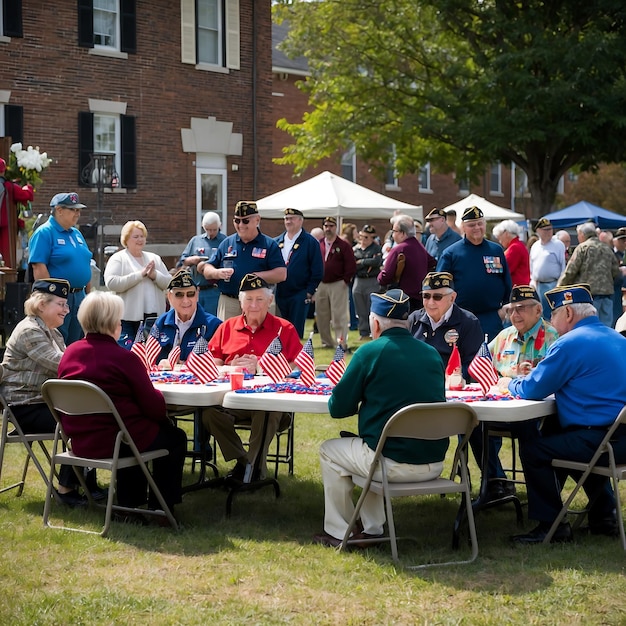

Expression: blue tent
xmin=543 ymin=201 xmax=626 ymax=230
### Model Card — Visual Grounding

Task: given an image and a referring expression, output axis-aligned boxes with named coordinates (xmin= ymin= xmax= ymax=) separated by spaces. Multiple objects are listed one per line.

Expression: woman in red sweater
xmin=57 ymin=291 xmax=187 ymax=514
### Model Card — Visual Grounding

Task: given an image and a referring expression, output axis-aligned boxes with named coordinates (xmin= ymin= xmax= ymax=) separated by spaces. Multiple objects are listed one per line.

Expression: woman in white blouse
xmin=104 ymin=220 xmax=170 ymax=348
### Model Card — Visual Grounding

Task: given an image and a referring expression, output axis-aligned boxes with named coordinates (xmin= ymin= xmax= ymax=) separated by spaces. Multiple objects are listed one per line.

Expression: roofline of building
xmin=272 ymin=66 xmax=310 ymax=77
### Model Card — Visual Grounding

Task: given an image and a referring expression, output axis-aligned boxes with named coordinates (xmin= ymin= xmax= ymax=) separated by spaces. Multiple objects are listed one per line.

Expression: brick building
xmin=1 ymin=0 xmax=273 ymax=266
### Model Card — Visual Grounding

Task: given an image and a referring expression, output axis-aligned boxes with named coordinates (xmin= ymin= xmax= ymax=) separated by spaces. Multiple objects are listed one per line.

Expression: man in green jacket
xmin=313 ymin=289 xmax=449 ymax=548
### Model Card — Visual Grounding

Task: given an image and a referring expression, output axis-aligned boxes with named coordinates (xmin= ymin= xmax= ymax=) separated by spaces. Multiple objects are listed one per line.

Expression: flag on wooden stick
xmin=325 ymin=344 xmax=346 ymax=386
xmin=468 ymin=340 xmax=499 ymax=395
xmin=186 ymin=336 xmax=219 ymax=383
xmin=259 ymin=335 xmax=292 ymax=383
xmin=295 ymin=333 xmax=316 ymax=387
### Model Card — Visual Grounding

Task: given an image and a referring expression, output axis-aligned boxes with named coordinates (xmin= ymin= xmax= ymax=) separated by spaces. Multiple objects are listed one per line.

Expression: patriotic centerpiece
xmin=295 ymin=333 xmax=316 ymax=388
xmin=325 ymin=344 xmax=346 ymax=386
xmin=186 ymin=336 xmax=219 ymax=383
xmin=468 ymin=338 xmax=499 ymax=396
xmin=259 ymin=335 xmax=292 ymax=383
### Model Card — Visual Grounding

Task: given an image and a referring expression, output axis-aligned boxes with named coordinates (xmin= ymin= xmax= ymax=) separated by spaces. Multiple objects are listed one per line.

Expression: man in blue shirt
xmin=29 ymin=192 xmax=93 ymax=344
xmin=274 ymin=208 xmax=323 ymax=337
xmin=198 ymin=201 xmax=286 ymax=320
xmin=508 ymin=284 xmax=626 ymax=544
xmin=424 ymin=208 xmax=461 ymax=261
xmin=177 ymin=211 xmax=226 ymax=316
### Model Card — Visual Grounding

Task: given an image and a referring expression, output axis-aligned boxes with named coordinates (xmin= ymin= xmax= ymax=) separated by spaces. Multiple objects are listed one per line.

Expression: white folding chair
xmin=340 ymin=402 xmax=479 ymax=568
xmin=0 ymin=391 xmax=61 ymax=504
xmin=41 ymin=379 xmax=178 ymax=537
xmin=544 ymin=404 xmax=626 ymax=548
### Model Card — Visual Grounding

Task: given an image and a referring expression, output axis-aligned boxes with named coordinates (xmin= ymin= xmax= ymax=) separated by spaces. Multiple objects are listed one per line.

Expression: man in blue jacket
xmin=274 ymin=208 xmax=323 ymax=337
xmin=508 ymin=284 xmax=626 ymax=544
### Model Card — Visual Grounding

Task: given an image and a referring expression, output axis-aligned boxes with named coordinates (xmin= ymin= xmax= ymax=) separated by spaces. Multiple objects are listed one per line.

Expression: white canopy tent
xmin=256 ymin=171 xmax=423 ymax=221
xmin=443 ymin=194 xmax=524 ymax=225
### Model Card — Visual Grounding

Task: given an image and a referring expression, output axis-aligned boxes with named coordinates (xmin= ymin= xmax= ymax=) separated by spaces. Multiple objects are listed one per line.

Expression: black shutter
xmin=120 ymin=0 xmax=136 ymax=54
xmin=78 ymin=112 xmax=94 ymax=186
xmin=121 ymin=115 xmax=136 ymax=188
xmin=4 ymin=105 xmax=23 ymax=144
xmin=77 ymin=0 xmax=94 ymax=48
xmin=4 ymin=0 xmax=23 ymax=37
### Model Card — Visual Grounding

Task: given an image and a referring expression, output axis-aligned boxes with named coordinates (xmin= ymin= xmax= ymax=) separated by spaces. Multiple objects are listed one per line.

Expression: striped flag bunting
xmin=186 ymin=336 xmax=219 ymax=383
xmin=295 ymin=334 xmax=316 ymax=387
xmin=259 ymin=335 xmax=292 ymax=383
xmin=325 ymin=344 xmax=346 ymax=386
xmin=468 ymin=341 xmax=499 ymax=396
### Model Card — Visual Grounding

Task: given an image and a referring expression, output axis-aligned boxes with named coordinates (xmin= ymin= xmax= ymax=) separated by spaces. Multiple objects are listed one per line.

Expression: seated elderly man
xmin=489 ymin=285 xmax=559 ymax=378
xmin=313 ymin=289 xmax=448 ymax=548
xmin=506 ymin=284 xmax=626 ymax=544
xmin=152 ymin=270 xmax=222 ymax=363
xmin=204 ymin=274 xmax=303 ymax=481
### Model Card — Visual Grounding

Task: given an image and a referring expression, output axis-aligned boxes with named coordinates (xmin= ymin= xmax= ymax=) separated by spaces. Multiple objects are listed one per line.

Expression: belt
xmin=69 ymin=287 xmax=85 ymax=293
xmin=221 ymin=293 xmax=238 ymax=299
xmin=199 ymin=284 xmax=218 ymax=291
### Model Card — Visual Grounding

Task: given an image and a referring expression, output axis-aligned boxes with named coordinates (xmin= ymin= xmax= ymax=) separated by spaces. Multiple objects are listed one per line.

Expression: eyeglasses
xmin=61 ymin=207 xmax=81 ymax=213
xmin=234 ymin=217 xmax=250 ymax=225
xmin=422 ymin=292 xmax=447 ymax=301
xmin=509 ymin=303 xmax=536 ymax=313
xmin=172 ymin=290 xmax=197 ymax=299
xmin=53 ymin=301 xmax=70 ymax=310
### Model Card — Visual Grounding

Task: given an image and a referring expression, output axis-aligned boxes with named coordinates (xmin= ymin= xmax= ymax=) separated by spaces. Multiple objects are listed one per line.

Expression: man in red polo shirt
xmin=204 ymin=274 xmax=302 ymax=481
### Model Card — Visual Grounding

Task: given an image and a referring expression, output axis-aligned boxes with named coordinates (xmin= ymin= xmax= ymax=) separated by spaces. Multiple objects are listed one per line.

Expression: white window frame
xmin=385 ymin=146 xmax=399 ymax=190
xmin=196 ymin=167 xmax=228 ymax=235
xmin=418 ymin=163 xmax=431 ymax=192
xmin=181 ymin=0 xmax=240 ymax=71
xmin=93 ymin=0 xmax=120 ymax=52
xmin=490 ymin=162 xmax=503 ymax=196
xmin=197 ymin=0 xmax=222 ymax=66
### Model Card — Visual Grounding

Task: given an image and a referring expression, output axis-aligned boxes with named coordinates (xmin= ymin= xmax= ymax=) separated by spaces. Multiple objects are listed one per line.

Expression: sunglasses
xmin=172 ymin=290 xmax=197 ymax=299
xmin=234 ymin=217 xmax=251 ymax=225
xmin=422 ymin=292 xmax=447 ymax=301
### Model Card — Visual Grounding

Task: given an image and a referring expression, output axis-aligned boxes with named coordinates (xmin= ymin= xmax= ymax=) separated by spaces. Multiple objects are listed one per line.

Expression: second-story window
xmin=418 ymin=163 xmax=431 ymax=192
xmin=93 ymin=0 xmax=118 ymax=49
xmin=78 ymin=0 xmax=136 ymax=54
xmin=197 ymin=0 xmax=222 ymax=65
xmin=490 ymin=162 xmax=502 ymax=194
xmin=341 ymin=145 xmax=356 ymax=182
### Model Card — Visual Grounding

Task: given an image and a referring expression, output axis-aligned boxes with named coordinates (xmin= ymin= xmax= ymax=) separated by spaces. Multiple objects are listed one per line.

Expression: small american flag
xmin=130 ymin=323 xmax=148 ymax=370
xmin=468 ymin=341 xmax=499 ymax=395
xmin=167 ymin=344 xmax=181 ymax=370
xmin=186 ymin=336 xmax=219 ymax=383
xmin=259 ymin=335 xmax=292 ymax=383
xmin=145 ymin=324 xmax=162 ymax=369
xmin=325 ymin=344 xmax=346 ymax=386
xmin=295 ymin=334 xmax=316 ymax=387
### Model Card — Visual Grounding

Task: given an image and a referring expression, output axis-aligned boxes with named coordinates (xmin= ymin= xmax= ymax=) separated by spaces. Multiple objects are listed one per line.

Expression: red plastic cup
xmin=230 ymin=371 xmax=244 ymax=390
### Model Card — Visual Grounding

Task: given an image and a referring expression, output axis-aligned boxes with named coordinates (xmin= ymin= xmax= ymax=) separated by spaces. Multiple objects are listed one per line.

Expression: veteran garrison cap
xmin=168 ymin=270 xmax=197 ymax=291
xmin=32 ymin=278 xmax=70 ymax=298
xmin=323 ymin=216 xmax=337 ymax=225
xmin=284 ymin=208 xmax=303 ymax=217
xmin=614 ymin=227 xmax=626 ymax=240
xmin=544 ymin=283 xmax=593 ymax=310
xmin=370 ymin=289 xmax=410 ymax=320
xmin=425 ymin=207 xmax=447 ymax=221
xmin=50 ymin=192 xmax=86 ymax=209
xmin=510 ymin=284 xmax=539 ymax=303
xmin=239 ymin=273 xmax=269 ymax=292
xmin=234 ymin=201 xmax=258 ymax=217
xmin=360 ymin=224 xmax=376 ymax=234
xmin=461 ymin=206 xmax=484 ymax=221
xmin=422 ymin=272 xmax=454 ymax=291
xmin=535 ymin=217 xmax=553 ymax=230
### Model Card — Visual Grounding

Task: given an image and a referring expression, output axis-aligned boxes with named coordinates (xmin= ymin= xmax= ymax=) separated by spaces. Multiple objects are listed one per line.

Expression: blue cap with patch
xmin=544 ymin=284 xmax=593 ymax=310
xmin=50 ymin=192 xmax=86 ymax=209
xmin=370 ymin=289 xmax=410 ymax=320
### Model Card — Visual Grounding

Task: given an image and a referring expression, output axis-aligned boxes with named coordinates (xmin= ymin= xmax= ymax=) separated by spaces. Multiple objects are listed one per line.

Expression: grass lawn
xmin=1 ymin=323 xmax=626 ymax=625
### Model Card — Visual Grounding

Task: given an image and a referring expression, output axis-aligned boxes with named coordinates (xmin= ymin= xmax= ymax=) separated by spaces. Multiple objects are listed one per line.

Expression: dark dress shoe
xmin=89 ymin=486 xmax=109 ymax=502
xmin=312 ymin=531 xmax=342 ymax=548
xmin=348 ymin=532 xmax=386 ymax=549
xmin=55 ymin=489 xmax=88 ymax=508
xmin=512 ymin=521 xmax=573 ymax=545
xmin=487 ymin=479 xmax=516 ymax=501
xmin=582 ymin=516 xmax=619 ymax=537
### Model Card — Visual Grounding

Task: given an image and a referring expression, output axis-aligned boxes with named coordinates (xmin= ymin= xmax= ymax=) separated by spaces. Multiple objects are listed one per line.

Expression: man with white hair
xmin=205 ymin=274 xmax=302 ymax=481
xmin=177 ymin=211 xmax=226 ymax=316
xmin=558 ymin=222 xmax=620 ymax=326
xmin=492 ymin=219 xmax=530 ymax=287
xmin=507 ymin=284 xmax=626 ymax=544
xmin=529 ymin=218 xmax=567 ymax=319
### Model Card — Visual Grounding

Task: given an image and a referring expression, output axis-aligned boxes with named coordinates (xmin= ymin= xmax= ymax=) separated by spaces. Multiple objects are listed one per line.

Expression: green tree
xmin=274 ymin=0 xmax=626 ymax=218
xmin=559 ymin=163 xmax=626 ymax=214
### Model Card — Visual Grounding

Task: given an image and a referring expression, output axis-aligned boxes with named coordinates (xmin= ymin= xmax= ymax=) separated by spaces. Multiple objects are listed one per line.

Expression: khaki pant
xmin=316 ymin=280 xmax=349 ymax=348
xmin=202 ymin=407 xmax=291 ymax=479
xmin=217 ymin=294 xmax=242 ymax=320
